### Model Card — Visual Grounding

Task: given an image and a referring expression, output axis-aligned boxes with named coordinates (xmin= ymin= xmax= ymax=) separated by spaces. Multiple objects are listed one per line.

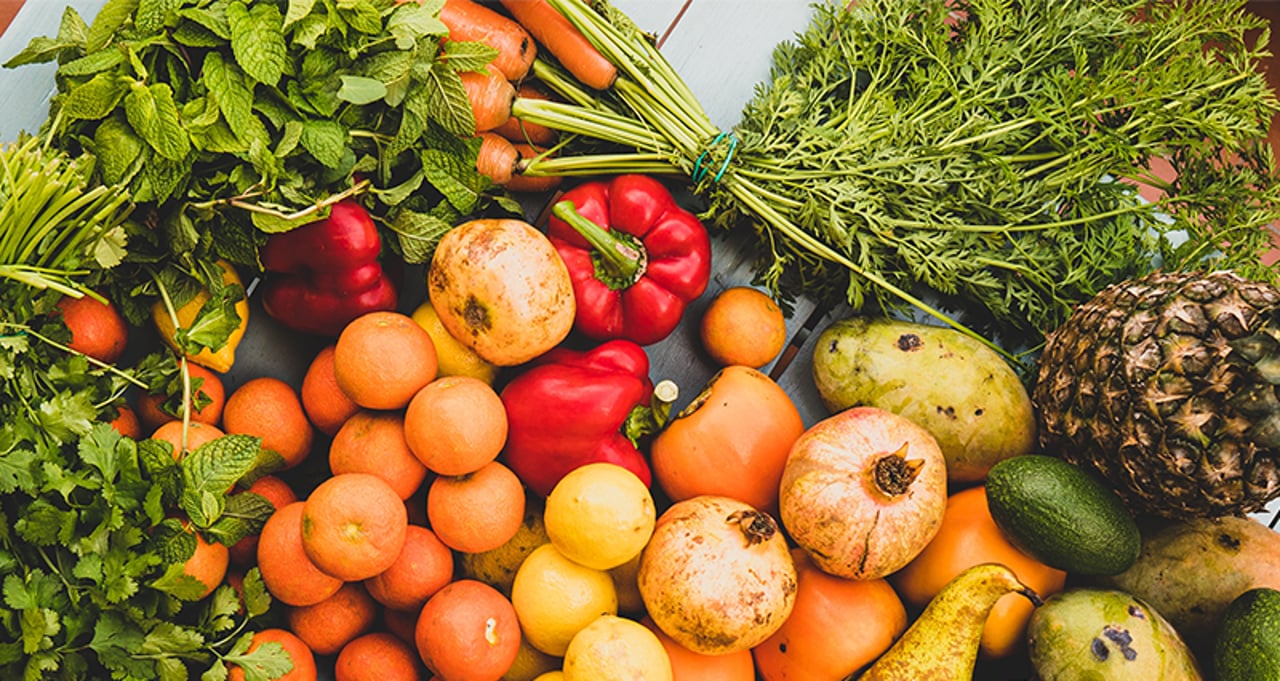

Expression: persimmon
xmin=650 ymin=366 xmax=805 ymax=513
xmin=889 ymin=484 xmax=1068 ymax=659
xmin=752 ymin=549 xmax=906 ymax=679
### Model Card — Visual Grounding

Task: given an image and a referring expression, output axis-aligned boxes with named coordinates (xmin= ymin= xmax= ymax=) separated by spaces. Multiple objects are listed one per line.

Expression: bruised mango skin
xmin=1028 ymin=588 xmax=1203 ymax=681
xmin=811 ymin=316 xmax=1035 ymax=483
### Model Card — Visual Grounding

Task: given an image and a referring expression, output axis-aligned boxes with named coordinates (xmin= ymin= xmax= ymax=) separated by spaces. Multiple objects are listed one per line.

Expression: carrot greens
xmin=516 ymin=0 xmax=1280 ymax=347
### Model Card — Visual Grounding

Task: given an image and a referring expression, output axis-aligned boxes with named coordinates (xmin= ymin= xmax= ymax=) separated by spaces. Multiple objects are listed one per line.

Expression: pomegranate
xmin=778 ymin=406 xmax=947 ymax=580
xmin=638 ymin=495 xmax=797 ymax=655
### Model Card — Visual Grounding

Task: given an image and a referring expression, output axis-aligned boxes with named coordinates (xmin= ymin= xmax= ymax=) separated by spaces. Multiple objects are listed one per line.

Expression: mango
xmin=1028 ymin=588 xmax=1203 ymax=680
xmin=811 ymin=316 xmax=1035 ymax=483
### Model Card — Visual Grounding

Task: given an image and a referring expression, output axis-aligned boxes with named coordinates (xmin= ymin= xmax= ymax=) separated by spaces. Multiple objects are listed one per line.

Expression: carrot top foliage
xmin=519 ymin=0 xmax=1280 ymax=349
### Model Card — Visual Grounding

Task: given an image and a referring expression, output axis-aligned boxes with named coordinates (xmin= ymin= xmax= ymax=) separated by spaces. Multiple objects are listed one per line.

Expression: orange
xmin=427 ymin=461 xmax=526 ymax=554
xmin=257 ymin=501 xmax=343 ymax=607
xmin=643 ymin=617 xmax=754 ymax=680
xmin=135 ymin=391 xmax=172 ymax=432
xmin=228 ymin=628 xmax=317 ymax=681
xmin=335 ymin=632 xmax=427 ymax=681
xmin=222 ymin=376 xmax=314 ymax=470
xmin=333 ymin=311 xmax=437 ymax=410
xmin=300 ymin=473 xmax=409 ymax=581
xmin=301 ymin=344 xmax=360 ymax=436
xmin=286 ymin=582 xmax=379 ymax=656
xmin=110 ymin=403 xmax=141 ymax=439
xmin=229 ymin=475 xmax=298 ymax=566
xmin=180 ymin=522 xmax=230 ymax=601
xmin=137 ymin=361 xmax=226 ymax=428
xmin=699 ymin=286 xmax=788 ymax=369
xmin=330 ymin=410 xmax=428 ymax=501
xmin=365 ymin=524 xmax=455 ymax=612
xmin=415 ymin=579 xmax=521 ymax=681
xmin=383 ymin=606 xmax=420 ymax=646
xmin=404 ymin=375 xmax=507 ymax=476
xmin=150 ymin=420 xmax=225 ymax=460
xmin=55 ymin=292 xmax=128 ymax=364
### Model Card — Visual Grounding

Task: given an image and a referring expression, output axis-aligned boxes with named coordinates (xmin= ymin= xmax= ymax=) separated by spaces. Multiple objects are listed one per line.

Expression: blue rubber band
xmin=692 ymin=132 xmax=739 ymax=183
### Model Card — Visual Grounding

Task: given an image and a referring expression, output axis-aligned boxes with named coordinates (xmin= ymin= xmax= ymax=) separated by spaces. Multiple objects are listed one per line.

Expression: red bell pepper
xmin=500 ymin=339 xmax=673 ymax=497
xmin=258 ymin=200 xmax=398 ymax=337
xmin=546 ymin=174 xmax=712 ymax=346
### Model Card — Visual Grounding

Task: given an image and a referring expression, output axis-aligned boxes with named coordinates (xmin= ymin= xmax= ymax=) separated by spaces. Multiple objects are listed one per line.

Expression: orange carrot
xmin=498 ymin=0 xmax=618 ymax=91
xmin=439 ymin=0 xmax=537 ymax=82
xmin=475 ymin=132 xmax=520 ymax=185
xmin=503 ymin=143 xmax=563 ymax=193
xmin=461 ymin=69 xmax=517 ymax=132
xmin=493 ymin=83 xmax=559 ymax=146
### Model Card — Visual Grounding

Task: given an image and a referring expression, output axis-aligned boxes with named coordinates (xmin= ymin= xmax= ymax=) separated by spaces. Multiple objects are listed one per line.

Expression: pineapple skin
xmin=1032 ymin=270 xmax=1280 ymax=520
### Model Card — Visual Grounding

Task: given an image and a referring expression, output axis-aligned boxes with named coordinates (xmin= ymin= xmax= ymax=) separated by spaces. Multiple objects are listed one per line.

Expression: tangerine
xmin=404 ymin=375 xmax=507 ymax=477
xmin=55 ymin=292 xmax=128 ymax=364
xmin=427 ymin=461 xmax=525 ymax=554
xmin=300 ymin=473 xmax=409 ymax=581
xmin=333 ymin=311 xmax=437 ymax=410
xmin=330 ymin=410 xmax=427 ymax=500
xmin=300 ymin=344 xmax=360 ymax=436
xmin=699 ymin=286 xmax=787 ymax=369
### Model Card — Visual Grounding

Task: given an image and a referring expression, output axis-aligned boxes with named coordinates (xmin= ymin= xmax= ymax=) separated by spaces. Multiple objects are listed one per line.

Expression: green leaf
xmin=37 ymin=390 xmax=97 ymax=443
xmin=58 ymin=48 xmax=126 ymax=77
xmin=179 ymin=434 xmax=263 ymax=527
xmin=227 ymin=1 xmax=289 ymax=86
xmin=440 ymin=40 xmax=500 ymax=73
xmin=420 ymin=62 xmax=474 ymax=137
xmin=137 ymin=0 xmax=181 ymax=33
xmin=125 ymin=82 xmax=191 ymax=161
xmin=177 ymin=4 xmax=231 ymax=41
xmin=422 ymin=146 xmax=484 ymax=214
xmin=77 ymin=423 xmax=125 ymax=483
xmin=174 ymin=279 xmax=245 ymax=355
xmin=2 ymin=7 xmax=88 ymax=67
xmin=222 ymin=640 xmax=294 ymax=681
xmin=201 ymin=52 xmax=254 ymax=139
xmin=284 ymin=0 xmax=317 ymax=29
xmin=390 ymin=208 xmax=453 ymax=264
xmin=240 ymin=568 xmax=272 ymax=618
xmin=300 ymin=119 xmax=347 ymax=169
xmin=337 ymin=75 xmax=387 ymax=105
xmin=93 ymin=113 xmax=146 ymax=185
xmin=339 ymin=0 xmax=384 ymax=35
xmin=87 ymin=0 xmax=141 ymax=53
xmin=387 ymin=3 xmax=448 ymax=48
xmin=60 ymin=72 xmax=130 ymax=121
xmin=0 ymin=445 xmax=37 ymax=493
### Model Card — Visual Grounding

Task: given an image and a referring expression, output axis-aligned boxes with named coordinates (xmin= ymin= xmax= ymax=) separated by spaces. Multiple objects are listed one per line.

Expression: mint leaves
xmin=6 ymin=0 xmax=502 ymax=268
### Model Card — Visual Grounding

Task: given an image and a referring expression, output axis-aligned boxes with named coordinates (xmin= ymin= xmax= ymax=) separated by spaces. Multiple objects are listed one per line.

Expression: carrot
xmin=503 ymin=143 xmax=563 ymax=193
xmin=461 ymin=69 xmax=517 ymax=132
xmin=439 ymin=0 xmax=537 ymax=82
xmin=498 ymin=0 xmax=618 ymax=91
xmin=492 ymin=83 xmax=559 ymax=146
xmin=475 ymin=132 xmax=520 ymax=185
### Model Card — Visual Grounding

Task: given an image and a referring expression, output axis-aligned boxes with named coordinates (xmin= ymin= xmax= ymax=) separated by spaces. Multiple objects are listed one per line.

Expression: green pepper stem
xmin=552 ymin=200 xmax=646 ymax=286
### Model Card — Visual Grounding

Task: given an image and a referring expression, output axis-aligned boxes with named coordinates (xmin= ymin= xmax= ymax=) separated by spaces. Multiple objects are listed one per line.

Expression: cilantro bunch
xmin=5 ymin=0 xmax=505 ymax=272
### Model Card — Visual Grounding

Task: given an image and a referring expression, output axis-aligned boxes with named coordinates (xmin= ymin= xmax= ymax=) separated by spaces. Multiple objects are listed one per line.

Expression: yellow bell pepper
xmin=152 ymin=259 xmax=249 ymax=373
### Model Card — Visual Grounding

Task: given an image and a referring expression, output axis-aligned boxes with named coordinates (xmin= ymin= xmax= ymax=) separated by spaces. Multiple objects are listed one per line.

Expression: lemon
xmin=562 ymin=615 xmax=673 ymax=681
xmin=532 ymin=673 xmax=565 ymax=681
xmin=152 ymin=259 xmax=249 ymax=373
xmin=544 ymin=462 xmax=656 ymax=571
xmin=411 ymin=300 xmax=498 ymax=384
xmin=502 ymin=637 xmax=561 ymax=681
xmin=511 ymin=543 xmax=618 ymax=656
xmin=458 ymin=495 xmax=550 ymax=596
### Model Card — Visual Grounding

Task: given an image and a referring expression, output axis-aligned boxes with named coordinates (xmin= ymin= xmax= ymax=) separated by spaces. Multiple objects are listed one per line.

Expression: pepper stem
xmin=552 ymin=199 xmax=647 ymax=287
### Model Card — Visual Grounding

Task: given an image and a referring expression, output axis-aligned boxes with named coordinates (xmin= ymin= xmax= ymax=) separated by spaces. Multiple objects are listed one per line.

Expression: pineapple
xmin=1033 ymin=270 xmax=1280 ymax=520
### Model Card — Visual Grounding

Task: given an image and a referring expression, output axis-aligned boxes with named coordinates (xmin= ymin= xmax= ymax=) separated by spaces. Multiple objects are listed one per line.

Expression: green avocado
xmin=1213 ymin=587 xmax=1280 ymax=681
xmin=985 ymin=454 xmax=1141 ymax=576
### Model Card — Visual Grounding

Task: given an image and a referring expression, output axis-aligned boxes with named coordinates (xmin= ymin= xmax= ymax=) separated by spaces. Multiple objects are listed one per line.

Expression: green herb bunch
xmin=5 ymin=0 xmax=506 ymax=273
xmin=0 ymin=327 xmax=285 ymax=675
xmin=518 ymin=0 xmax=1280 ymax=348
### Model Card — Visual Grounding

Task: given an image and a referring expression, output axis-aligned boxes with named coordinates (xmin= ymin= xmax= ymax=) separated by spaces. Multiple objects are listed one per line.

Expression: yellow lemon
xmin=562 ymin=615 xmax=672 ymax=681
xmin=510 ymin=543 xmax=617 ymax=657
xmin=458 ymin=495 xmax=550 ymax=596
xmin=544 ymin=462 xmax=656 ymax=571
xmin=502 ymin=637 xmax=561 ymax=681
xmin=532 ymin=673 xmax=565 ymax=681
xmin=411 ymin=300 xmax=499 ymax=384
xmin=152 ymin=259 xmax=248 ymax=373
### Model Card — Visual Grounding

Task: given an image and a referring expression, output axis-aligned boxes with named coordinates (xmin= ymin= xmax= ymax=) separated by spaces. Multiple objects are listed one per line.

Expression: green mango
xmin=1028 ymin=588 xmax=1203 ymax=680
xmin=811 ymin=316 xmax=1035 ymax=483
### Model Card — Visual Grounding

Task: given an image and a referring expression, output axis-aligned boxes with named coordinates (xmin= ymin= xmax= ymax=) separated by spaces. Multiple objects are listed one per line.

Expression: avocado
xmin=1213 ymin=587 xmax=1280 ymax=681
xmin=985 ymin=455 xmax=1141 ymax=576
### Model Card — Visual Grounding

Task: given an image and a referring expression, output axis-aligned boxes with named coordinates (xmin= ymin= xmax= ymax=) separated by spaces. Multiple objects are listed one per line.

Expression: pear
xmin=859 ymin=563 xmax=1041 ymax=680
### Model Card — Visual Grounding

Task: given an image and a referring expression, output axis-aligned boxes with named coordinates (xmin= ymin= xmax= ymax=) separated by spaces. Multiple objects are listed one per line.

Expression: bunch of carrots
xmin=431 ymin=0 xmax=617 ymax=193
